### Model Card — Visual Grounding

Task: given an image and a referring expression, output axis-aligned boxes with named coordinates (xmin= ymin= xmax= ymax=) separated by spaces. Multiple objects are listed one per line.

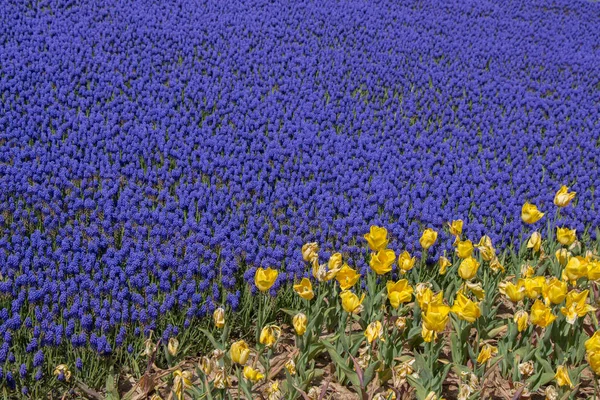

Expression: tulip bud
xmin=291 ymin=313 xmax=307 ymax=337
xmin=213 ymin=307 xmax=225 ymax=329
xmin=514 ymin=310 xmax=529 ymax=332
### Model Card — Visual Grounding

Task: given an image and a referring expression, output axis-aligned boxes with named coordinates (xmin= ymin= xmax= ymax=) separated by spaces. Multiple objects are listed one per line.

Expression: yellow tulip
xmin=554 ymin=365 xmax=573 ymax=388
xmin=438 ymin=256 xmax=451 ymax=275
xmin=556 ymin=227 xmax=576 ymax=246
xmin=458 ymin=257 xmax=479 ymax=280
xmin=530 ymin=299 xmax=556 ymax=328
xmin=477 ymin=235 xmax=496 ymax=261
xmin=587 ymin=261 xmax=600 ymax=281
xmin=521 ymin=202 xmax=544 ymax=224
xmin=172 ymin=370 xmax=192 ymax=400
xmin=450 ymin=292 xmax=481 ymax=323
xmin=420 ymin=228 xmax=438 ymax=250
xmin=386 ymin=279 xmax=413 ymax=308
xmin=168 ymin=337 xmax=179 ymax=357
xmin=243 ymin=366 xmax=265 ymax=382
xmin=336 ymin=264 xmax=361 ymax=290
xmin=500 ymin=280 xmax=525 ymax=303
xmin=477 ymin=344 xmax=498 ymax=365
xmin=585 ymin=331 xmax=600 ymax=353
xmin=555 ymin=248 xmax=571 ymax=266
xmin=369 ymin=249 xmax=396 ymax=275
xmin=292 ymin=313 xmax=307 ymax=336
xmin=255 ymin=267 xmax=278 ymax=291
xmin=340 ymin=290 xmax=365 ymax=314
xmin=364 ymin=225 xmax=389 ymax=251
xmin=259 ymin=325 xmax=282 ymax=348
xmin=328 ymin=252 xmax=343 ymax=271
xmin=560 ymin=290 xmax=596 ymax=324
xmin=456 ymin=240 xmax=474 ymax=259
xmin=588 ymin=351 xmax=600 ymax=376
xmin=364 ymin=321 xmax=384 ymax=344
xmin=563 ymin=256 xmax=588 ymax=282
xmin=53 ymin=364 xmax=71 ymax=382
xmin=527 ymin=232 xmax=542 ymax=253
xmin=230 ymin=340 xmax=250 ymax=365
xmin=415 ymin=283 xmax=434 ymax=309
xmin=293 ymin=278 xmax=314 ymax=300
xmin=301 ymin=242 xmax=319 ymax=263
xmin=554 ymin=185 xmax=576 ymax=207
xmin=542 ymin=277 xmax=567 ymax=305
xmin=422 ymin=302 xmax=451 ymax=333
xmin=421 ymin=324 xmax=435 ymax=343
xmin=397 ymin=251 xmax=417 ymax=273
xmin=523 ymin=276 xmax=545 ymax=299
xmin=514 ymin=310 xmax=529 ymax=332
xmin=448 ymin=219 xmax=463 ymax=236
xmin=213 ymin=307 xmax=225 ymax=329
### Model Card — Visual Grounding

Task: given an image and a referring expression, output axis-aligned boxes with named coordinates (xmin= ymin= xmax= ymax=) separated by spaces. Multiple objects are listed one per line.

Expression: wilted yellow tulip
xmin=292 ymin=313 xmax=307 ymax=336
xmin=500 ymin=280 xmax=525 ymax=303
xmin=523 ymin=276 xmax=545 ymax=299
xmin=420 ymin=228 xmax=438 ymax=250
xmin=150 ymin=395 xmax=163 ymax=400
xmin=243 ymin=365 xmax=265 ymax=382
xmin=530 ymin=299 xmax=556 ymax=328
xmin=336 ymin=264 xmax=361 ymax=290
xmin=214 ymin=368 xmax=230 ymax=389
xmin=369 ymin=249 xmax=396 ymax=275
xmin=214 ymin=307 xmax=225 ymax=329
xmin=285 ymin=359 xmax=296 ymax=376
xmin=449 ymin=219 xmax=463 ymax=236
xmin=489 ymin=257 xmax=505 ymax=273
xmin=301 ymin=242 xmax=319 ymax=263
xmin=586 ymin=331 xmax=600 ymax=353
xmin=542 ymin=277 xmax=567 ymax=305
xmin=422 ymin=302 xmax=451 ymax=334
xmin=555 ymin=248 xmax=571 ymax=266
xmin=199 ymin=356 xmax=214 ymax=375
xmin=255 ymin=267 xmax=278 ymax=291
xmin=230 ymin=340 xmax=250 ymax=365
xmin=53 ymin=364 xmax=71 ymax=382
xmin=172 ymin=370 xmax=192 ymax=400
xmin=293 ymin=278 xmax=314 ymax=300
xmin=477 ymin=236 xmax=496 ymax=261
xmin=477 ymin=344 xmax=498 ymax=364
xmin=168 ymin=337 xmax=179 ymax=357
xmin=458 ymin=257 xmax=480 ymax=280
xmin=340 ymin=290 xmax=365 ymax=314
xmin=554 ymin=186 xmax=576 ymax=207
xmin=260 ymin=325 xmax=282 ymax=348
xmin=514 ymin=310 xmax=529 ymax=332
xmin=450 ymin=292 xmax=481 ymax=323
xmin=554 ymin=365 xmax=573 ymax=388
xmin=395 ymin=317 xmax=407 ymax=331
xmin=386 ymin=279 xmax=413 ymax=308
xmin=521 ymin=264 xmax=535 ymax=278
xmin=544 ymin=386 xmax=558 ymax=400
xmin=563 ymin=256 xmax=588 ymax=282
xmin=456 ymin=240 xmax=474 ymax=259
xmin=398 ymin=251 xmax=417 ymax=273
xmin=560 ymin=290 xmax=596 ymax=324
xmin=527 ymin=232 xmax=542 ymax=253
xmin=364 ymin=225 xmax=389 ymax=251
xmin=464 ymin=281 xmax=485 ymax=300
xmin=556 ymin=227 xmax=576 ymax=246
xmin=438 ymin=256 xmax=451 ymax=275
xmin=521 ymin=202 xmax=544 ymax=224
xmin=266 ymin=381 xmax=282 ymax=400
xmin=365 ymin=321 xmax=384 ymax=344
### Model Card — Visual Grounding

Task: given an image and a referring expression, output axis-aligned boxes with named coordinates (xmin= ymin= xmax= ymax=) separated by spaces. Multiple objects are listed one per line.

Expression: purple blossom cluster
xmin=0 ymin=0 xmax=599 ymax=385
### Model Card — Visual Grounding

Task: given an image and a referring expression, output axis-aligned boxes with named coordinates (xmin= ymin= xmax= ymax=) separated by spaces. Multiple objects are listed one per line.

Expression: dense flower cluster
xmin=0 ymin=0 xmax=599 ymax=393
